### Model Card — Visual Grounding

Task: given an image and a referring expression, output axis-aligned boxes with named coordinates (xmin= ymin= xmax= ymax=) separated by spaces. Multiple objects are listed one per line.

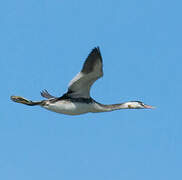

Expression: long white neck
xmin=93 ymin=102 xmax=130 ymax=112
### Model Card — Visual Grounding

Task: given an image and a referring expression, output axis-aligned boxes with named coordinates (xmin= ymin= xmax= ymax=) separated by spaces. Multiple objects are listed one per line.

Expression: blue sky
xmin=1 ymin=0 xmax=182 ymax=179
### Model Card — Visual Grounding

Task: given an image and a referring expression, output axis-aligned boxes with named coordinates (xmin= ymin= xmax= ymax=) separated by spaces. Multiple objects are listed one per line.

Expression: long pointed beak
xmin=144 ymin=104 xmax=155 ymax=109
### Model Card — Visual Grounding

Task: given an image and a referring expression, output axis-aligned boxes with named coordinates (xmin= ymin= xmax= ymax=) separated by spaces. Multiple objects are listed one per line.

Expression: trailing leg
xmin=11 ymin=96 xmax=43 ymax=106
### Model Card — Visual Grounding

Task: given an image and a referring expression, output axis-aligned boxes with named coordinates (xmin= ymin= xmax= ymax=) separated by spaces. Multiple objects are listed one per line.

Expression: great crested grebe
xmin=11 ymin=47 xmax=154 ymax=115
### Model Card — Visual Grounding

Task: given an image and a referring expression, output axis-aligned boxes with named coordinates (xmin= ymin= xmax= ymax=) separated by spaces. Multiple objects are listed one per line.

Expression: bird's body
xmin=11 ymin=47 xmax=154 ymax=115
xmin=42 ymin=99 xmax=102 ymax=115
xmin=42 ymin=97 xmax=96 ymax=115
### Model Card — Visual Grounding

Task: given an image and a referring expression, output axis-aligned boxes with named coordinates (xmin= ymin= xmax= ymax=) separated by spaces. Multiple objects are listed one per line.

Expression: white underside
xmin=42 ymin=100 xmax=103 ymax=115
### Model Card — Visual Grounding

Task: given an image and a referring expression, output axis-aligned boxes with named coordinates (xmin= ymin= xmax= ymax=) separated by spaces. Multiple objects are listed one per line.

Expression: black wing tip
xmin=89 ymin=46 xmax=102 ymax=60
xmin=81 ymin=46 xmax=103 ymax=74
xmin=93 ymin=46 xmax=100 ymax=50
xmin=92 ymin=46 xmax=100 ymax=53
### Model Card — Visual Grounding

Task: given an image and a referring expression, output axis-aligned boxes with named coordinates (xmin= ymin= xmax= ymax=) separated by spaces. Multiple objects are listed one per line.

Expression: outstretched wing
xmin=40 ymin=89 xmax=56 ymax=99
xmin=67 ymin=47 xmax=103 ymax=98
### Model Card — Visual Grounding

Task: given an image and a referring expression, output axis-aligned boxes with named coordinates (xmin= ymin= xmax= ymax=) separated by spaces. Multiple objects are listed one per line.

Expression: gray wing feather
xmin=67 ymin=47 xmax=103 ymax=98
xmin=40 ymin=89 xmax=56 ymax=99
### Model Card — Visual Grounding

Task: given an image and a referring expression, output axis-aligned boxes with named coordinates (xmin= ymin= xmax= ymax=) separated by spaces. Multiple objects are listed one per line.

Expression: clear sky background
xmin=1 ymin=0 xmax=182 ymax=179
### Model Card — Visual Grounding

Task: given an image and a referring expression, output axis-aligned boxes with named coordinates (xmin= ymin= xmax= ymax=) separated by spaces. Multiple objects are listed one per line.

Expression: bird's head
xmin=124 ymin=101 xmax=154 ymax=109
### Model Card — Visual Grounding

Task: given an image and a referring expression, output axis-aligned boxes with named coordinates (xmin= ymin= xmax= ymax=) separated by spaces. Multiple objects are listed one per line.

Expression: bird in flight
xmin=11 ymin=47 xmax=154 ymax=115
